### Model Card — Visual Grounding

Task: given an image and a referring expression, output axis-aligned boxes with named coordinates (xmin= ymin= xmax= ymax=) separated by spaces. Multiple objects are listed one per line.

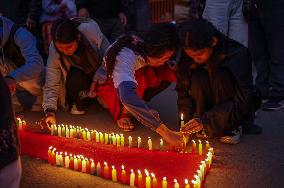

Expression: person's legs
xmin=65 ymin=67 xmax=93 ymax=113
xmin=228 ymin=0 xmax=248 ymax=46
xmin=0 ymin=157 xmax=22 ymax=188
xmin=248 ymin=6 xmax=270 ymax=99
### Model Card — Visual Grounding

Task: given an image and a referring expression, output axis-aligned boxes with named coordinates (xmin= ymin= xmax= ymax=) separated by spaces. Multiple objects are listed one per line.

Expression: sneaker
xmin=220 ymin=128 xmax=241 ymax=144
xmin=70 ymin=104 xmax=86 ymax=115
xmin=262 ymin=98 xmax=284 ymax=111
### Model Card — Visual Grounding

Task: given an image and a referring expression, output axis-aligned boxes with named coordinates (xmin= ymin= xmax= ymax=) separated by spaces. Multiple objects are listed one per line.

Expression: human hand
xmin=88 ymin=81 xmax=98 ymax=98
xmin=119 ymin=12 xmax=127 ymax=26
xmin=180 ymin=118 xmax=203 ymax=134
xmin=5 ymin=77 xmax=16 ymax=94
xmin=45 ymin=112 xmax=56 ymax=127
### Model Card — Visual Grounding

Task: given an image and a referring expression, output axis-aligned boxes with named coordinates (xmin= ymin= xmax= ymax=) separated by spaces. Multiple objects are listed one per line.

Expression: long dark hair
xmin=180 ymin=19 xmax=231 ymax=76
xmin=104 ymin=23 xmax=179 ymax=80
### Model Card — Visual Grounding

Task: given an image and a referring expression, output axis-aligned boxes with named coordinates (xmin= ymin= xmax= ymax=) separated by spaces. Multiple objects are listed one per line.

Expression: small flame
xmin=151 ymin=173 xmax=155 ymax=178
xmin=163 ymin=177 xmax=167 ymax=181
xmin=185 ymin=179 xmax=189 ymax=184
xmin=174 ymin=179 xmax=178 ymax=183
xmin=121 ymin=165 xmax=124 ymax=170
xmin=104 ymin=162 xmax=107 ymax=166
xmin=131 ymin=169 xmax=134 ymax=173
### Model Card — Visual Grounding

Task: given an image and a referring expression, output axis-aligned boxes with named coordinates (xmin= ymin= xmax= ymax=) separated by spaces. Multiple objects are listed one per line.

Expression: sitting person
xmin=177 ymin=19 xmax=261 ymax=144
xmin=43 ymin=18 xmax=110 ymax=126
xmin=89 ymin=23 xmax=184 ymax=146
xmin=0 ymin=16 xmax=44 ymax=113
xmin=0 ymin=72 xmax=21 ymax=188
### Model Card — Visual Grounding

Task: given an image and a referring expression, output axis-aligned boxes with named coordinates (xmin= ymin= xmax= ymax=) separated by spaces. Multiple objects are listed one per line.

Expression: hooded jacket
xmin=0 ymin=16 xmax=44 ymax=82
xmin=43 ymin=18 xmax=110 ymax=112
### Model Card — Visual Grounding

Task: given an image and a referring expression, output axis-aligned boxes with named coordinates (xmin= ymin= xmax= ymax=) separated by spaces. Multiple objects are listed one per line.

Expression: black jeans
xmin=65 ymin=67 xmax=93 ymax=111
xmin=249 ymin=0 xmax=284 ymax=98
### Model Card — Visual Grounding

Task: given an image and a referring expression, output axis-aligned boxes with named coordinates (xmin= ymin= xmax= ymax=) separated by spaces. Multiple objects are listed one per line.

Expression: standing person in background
xmin=202 ymin=0 xmax=248 ymax=47
xmin=0 ymin=16 xmax=44 ymax=114
xmin=188 ymin=0 xmax=206 ymax=20
xmin=0 ymin=72 xmax=21 ymax=188
xmin=0 ymin=0 xmax=41 ymax=32
xmin=40 ymin=0 xmax=77 ymax=57
xmin=247 ymin=0 xmax=284 ymax=110
xmin=76 ymin=0 xmax=127 ymax=42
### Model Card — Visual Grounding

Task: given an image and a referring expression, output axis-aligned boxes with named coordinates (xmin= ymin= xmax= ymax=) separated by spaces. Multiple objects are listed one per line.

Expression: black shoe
xmin=242 ymin=124 xmax=262 ymax=135
xmin=262 ymin=97 xmax=284 ymax=111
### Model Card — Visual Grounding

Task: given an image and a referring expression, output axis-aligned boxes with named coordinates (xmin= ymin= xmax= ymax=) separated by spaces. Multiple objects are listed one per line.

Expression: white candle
xmin=69 ymin=126 xmax=73 ymax=138
xmin=58 ymin=125 xmax=62 ymax=137
xmin=95 ymin=131 xmax=100 ymax=142
xmin=74 ymin=156 xmax=78 ymax=170
xmin=55 ymin=152 xmax=60 ymax=166
xmin=86 ymin=129 xmax=91 ymax=141
xmin=82 ymin=158 xmax=86 ymax=172
xmin=160 ymin=139 xmax=163 ymax=151
xmin=174 ymin=179 xmax=179 ymax=188
xmin=64 ymin=152 xmax=70 ymax=168
xmin=184 ymin=179 xmax=190 ymax=188
xmin=66 ymin=126 xmax=70 ymax=138
xmin=50 ymin=124 xmax=54 ymax=135
xmin=90 ymin=159 xmax=95 ymax=175
xmin=130 ymin=169 xmax=135 ymax=186
xmin=112 ymin=133 xmax=116 ymax=145
xmin=148 ymin=137 xmax=152 ymax=150
xmin=180 ymin=113 xmax=185 ymax=128
xmin=105 ymin=133 xmax=109 ymax=144
xmin=17 ymin=118 xmax=22 ymax=130
xmin=116 ymin=134 xmax=121 ymax=146
xmin=198 ymin=140 xmax=202 ymax=155
xmin=162 ymin=177 xmax=167 ymax=188
xmin=138 ymin=137 xmax=142 ymax=148
xmin=62 ymin=125 xmax=65 ymax=137
xmin=145 ymin=170 xmax=151 ymax=188
xmin=128 ymin=136 xmax=132 ymax=148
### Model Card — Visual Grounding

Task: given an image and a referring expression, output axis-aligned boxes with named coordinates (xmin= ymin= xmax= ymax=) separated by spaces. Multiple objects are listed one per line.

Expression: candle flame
xmin=70 ymin=154 xmax=72 ymax=157
xmin=112 ymin=166 xmax=115 ymax=169
xmin=174 ymin=179 xmax=178 ymax=183
xmin=121 ymin=165 xmax=124 ymax=170
xmin=192 ymin=140 xmax=195 ymax=143
xmin=191 ymin=180 xmax=196 ymax=184
xmin=53 ymin=148 xmax=56 ymax=151
xmin=65 ymin=152 xmax=67 ymax=155
xmin=163 ymin=177 xmax=167 ymax=181
xmin=185 ymin=179 xmax=189 ymax=184
xmin=194 ymin=175 xmax=199 ymax=180
xmin=104 ymin=162 xmax=107 ymax=166
xmin=17 ymin=117 xmax=21 ymax=120
xmin=206 ymin=141 xmax=209 ymax=144
xmin=49 ymin=146 xmax=52 ymax=149
xmin=198 ymin=140 xmax=201 ymax=143
xmin=60 ymin=152 xmax=62 ymax=155
xmin=131 ymin=169 xmax=134 ymax=173
xmin=181 ymin=113 xmax=184 ymax=120
xmin=145 ymin=169 xmax=149 ymax=176
xmin=90 ymin=159 xmax=94 ymax=162
xmin=151 ymin=173 xmax=155 ymax=178
xmin=138 ymin=170 xmax=141 ymax=174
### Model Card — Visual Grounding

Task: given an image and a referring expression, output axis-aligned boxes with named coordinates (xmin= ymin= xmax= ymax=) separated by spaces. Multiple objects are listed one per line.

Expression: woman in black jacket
xmin=177 ymin=19 xmax=260 ymax=144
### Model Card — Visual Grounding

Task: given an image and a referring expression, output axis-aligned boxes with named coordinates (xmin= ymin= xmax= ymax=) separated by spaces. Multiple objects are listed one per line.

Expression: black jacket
xmin=0 ymin=73 xmax=19 ymax=170
xmin=176 ymin=36 xmax=259 ymax=136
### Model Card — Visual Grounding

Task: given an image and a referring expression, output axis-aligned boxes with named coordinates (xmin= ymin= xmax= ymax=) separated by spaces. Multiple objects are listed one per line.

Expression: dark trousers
xmin=65 ymin=67 xmax=93 ymax=111
xmin=190 ymin=68 xmax=236 ymax=134
xmin=249 ymin=1 xmax=284 ymax=98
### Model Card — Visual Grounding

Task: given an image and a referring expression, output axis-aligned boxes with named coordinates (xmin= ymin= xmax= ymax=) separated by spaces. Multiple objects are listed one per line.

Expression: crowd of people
xmin=1 ymin=0 xmax=284 ymax=187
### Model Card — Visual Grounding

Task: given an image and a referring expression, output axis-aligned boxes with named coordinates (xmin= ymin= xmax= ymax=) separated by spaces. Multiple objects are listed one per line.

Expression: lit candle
xmin=51 ymin=148 xmax=56 ymax=165
xmin=151 ymin=173 xmax=157 ymax=188
xmin=185 ymin=179 xmax=190 ymax=188
xmin=86 ymin=158 xmax=90 ymax=173
xmin=192 ymin=140 xmax=196 ymax=154
xmin=66 ymin=126 xmax=70 ymax=138
xmin=205 ymin=141 xmax=210 ymax=151
xmin=86 ymin=129 xmax=91 ymax=141
xmin=64 ymin=152 xmax=70 ymax=168
xmin=90 ymin=159 xmax=95 ymax=175
xmin=191 ymin=180 xmax=197 ymax=188
xmin=112 ymin=133 xmax=116 ymax=145
xmin=55 ymin=152 xmax=59 ymax=166
xmin=174 ymin=179 xmax=179 ymax=188
xmin=105 ymin=133 xmax=109 ymax=144
xmin=82 ymin=129 xmax=87 ymax=140
xmin=96 ymin=162 xmax=101 ymax=176
xmin=69 ymin=154 xmax=74 ymax=169
xmin=116 ymin=134 xmax=121 ymax=146
xmin=82 ymin=158 xmax=87 ymax=172
xmin=58 ymin=125 xmax=62 ymax=137
xmin=198 ymin=140 xmax=203 ymax=155
xmin=53 ymin=125 xmax=57 ymax=136
xmin=130 ymin=169 xmax=135 ymax=186
xmin=162 ymin=177 xmax=167 ymax=188
xmin=128 ymin=136 xmax=132 ymax=148
xmin=47 ymin=146 xmax=52 ymax=164
xmin=201 ymin=161 xmax=206 ymax=174
xmin=180 ymin=113 xmax=185 ymax=128
xmin=99 ymin=132 xmax=104 ymax=144
xmin=111 ymin=166 xmax=117 ymax=182
xmin=69 ymin=126 xmax=73 ymax=138
xmin=148 ymin=137 xmax=152 ymax=150
xmin=138 ymin=137 xmax=142 ymax=148
xmin=199 ymin=164 xmax=204 ymax=180
xmin=104 ymin=162 xmax=109 ymax=179
xmin=145 ymin=169 xmax=151 ymax=188
xmin=95 ymin=131 xmax=100 ymax=142
xmin=121 ymin=165 xmax=127 ymax=184
xmin=109 ymin=134 xmax=113 ymax=144
xmin=160 ymin=139 xmax=163 ymax=151
xmin=17 ymin=118 xmax=22 ymax=130
xmin=74 ymin=156 xmax=78 ymax=170
xmin=194 ymin=175 xmax=200 ymax=188
xmin=62 ymin=125 xmax=66 ymax=137
xmin=91 ymin=130 xmax=95 ymax=141
xmin=59 ymin=152 xmax=64 ymax=166
xmin=197 ymin=170 xmax=202 ymax=182
xmin=22 ymin=120 xmax=27 ymax=129
xmin=137 ymin=170 xmax=143 ymax=188
xmin=120 ymin=134 xmax=125 ymax=146
xmin=50 ymin=124 xmax=54 ymax=135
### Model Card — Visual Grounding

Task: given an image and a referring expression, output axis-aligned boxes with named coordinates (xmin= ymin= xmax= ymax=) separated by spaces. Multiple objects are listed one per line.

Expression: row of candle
xmin=47 ymin=146 xmax=214 ymax=188
xmin=16 ymin=118 xmax=27 ymax=130
xmin=50 ymin=124 xmax=211 ymax=154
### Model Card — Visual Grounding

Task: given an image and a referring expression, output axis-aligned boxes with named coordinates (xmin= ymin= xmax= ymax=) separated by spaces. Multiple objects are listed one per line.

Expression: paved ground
xmin=20 ymin=84 xmax=284 ymax=188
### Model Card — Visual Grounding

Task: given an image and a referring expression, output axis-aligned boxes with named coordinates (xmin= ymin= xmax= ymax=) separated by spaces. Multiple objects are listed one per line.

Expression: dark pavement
xmin=20 ymin=84 xmax=284 ymax=188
